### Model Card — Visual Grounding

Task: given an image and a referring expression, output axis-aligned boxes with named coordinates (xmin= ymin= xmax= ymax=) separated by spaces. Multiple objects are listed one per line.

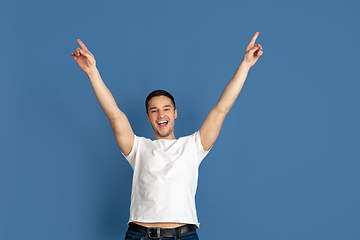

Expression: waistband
xmin=128 ymin=222 xmax=197 ymax=239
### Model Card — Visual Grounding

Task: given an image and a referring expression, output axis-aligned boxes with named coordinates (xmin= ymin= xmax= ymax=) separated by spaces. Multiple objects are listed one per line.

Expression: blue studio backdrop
xmin=1 ymin=0 xmax=360 ymax=240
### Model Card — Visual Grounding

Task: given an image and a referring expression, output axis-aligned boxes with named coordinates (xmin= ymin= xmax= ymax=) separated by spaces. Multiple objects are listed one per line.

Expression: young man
xmin=71 ymin=32 xmax=263 ymax=240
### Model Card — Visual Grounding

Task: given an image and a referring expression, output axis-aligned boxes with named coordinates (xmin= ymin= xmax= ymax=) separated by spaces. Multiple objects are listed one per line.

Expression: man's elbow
xmin=107 ymin=109 xmax=124 ymax=121
xmin=214 ymin=104 xmax=231 ymax=116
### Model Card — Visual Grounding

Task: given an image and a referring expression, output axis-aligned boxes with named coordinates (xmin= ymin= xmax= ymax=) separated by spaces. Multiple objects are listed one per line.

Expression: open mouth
xmin=157 ymin=120 xmax=168 ymax=127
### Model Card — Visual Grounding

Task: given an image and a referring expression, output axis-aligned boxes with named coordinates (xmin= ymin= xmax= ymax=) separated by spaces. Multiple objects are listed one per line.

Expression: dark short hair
xmin=146 ymin=90 xmax=176 ymax=113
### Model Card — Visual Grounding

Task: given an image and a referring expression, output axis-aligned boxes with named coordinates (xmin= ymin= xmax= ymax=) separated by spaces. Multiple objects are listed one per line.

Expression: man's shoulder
xmin=178 ymin=131 xmax=198 ymax=141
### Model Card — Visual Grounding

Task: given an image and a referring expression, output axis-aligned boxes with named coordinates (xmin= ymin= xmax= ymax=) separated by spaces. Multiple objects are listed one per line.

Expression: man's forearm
xmin=216 ymin=61 xmax=251 ymax=113
xmin=87 ymin=68 xmax=122 ymax=119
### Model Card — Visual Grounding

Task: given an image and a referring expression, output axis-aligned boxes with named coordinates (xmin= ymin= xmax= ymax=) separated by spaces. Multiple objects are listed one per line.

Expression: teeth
xmin=158 ymin=120 xmax=168 ymax=124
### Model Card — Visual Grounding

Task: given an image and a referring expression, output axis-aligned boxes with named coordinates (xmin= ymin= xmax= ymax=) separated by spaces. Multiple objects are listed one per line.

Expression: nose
xmin=158 ymin=109 xmax=165 ymax=117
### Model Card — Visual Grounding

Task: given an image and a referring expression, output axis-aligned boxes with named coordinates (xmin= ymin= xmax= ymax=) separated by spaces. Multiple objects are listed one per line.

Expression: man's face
xmin=147 ymin=96 xmax=177 ymax=140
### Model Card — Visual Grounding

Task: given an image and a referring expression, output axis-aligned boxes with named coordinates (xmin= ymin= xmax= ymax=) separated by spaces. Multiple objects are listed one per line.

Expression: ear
xmin=174 ymin=109 xmax=177 ymax=119
xmin=147 ymin=113 xmax=151 ymax=122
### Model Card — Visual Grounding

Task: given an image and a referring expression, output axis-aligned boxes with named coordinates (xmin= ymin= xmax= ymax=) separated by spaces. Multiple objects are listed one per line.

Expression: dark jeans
xmin=124 ymin=230 xmax=199 ymax=240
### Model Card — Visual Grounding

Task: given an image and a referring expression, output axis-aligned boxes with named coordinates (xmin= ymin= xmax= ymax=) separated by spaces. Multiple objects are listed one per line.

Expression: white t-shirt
xmin=124 ymin=131 xmax=210 ymax=227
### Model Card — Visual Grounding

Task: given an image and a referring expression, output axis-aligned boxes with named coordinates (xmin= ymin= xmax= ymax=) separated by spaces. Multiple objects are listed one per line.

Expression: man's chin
xmin=158 ymin=131 xmax=171 ymax=138
xmin=151 ymin=123 xmax=174 ymax=139
xmin=155 ymin=129 xmax=173 ymax=139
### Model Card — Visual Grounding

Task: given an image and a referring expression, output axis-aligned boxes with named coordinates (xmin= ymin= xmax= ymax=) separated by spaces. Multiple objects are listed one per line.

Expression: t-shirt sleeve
xmin=122 ymin=134 xmax=139 ymax=168
xmin=194 ymin=131 xmax=211 ymax=165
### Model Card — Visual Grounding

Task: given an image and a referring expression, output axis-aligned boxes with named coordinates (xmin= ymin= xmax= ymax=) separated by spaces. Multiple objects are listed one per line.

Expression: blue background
xmin=1 ymin=0 xmax=359 ymax=239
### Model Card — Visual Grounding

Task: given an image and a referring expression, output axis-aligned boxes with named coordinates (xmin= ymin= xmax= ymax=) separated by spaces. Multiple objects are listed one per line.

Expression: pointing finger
xmin=246 ymin=32 xmax=259 ymax=51
xmin=250 ymin=32 xmax=259 ymax=45
xmin=77 ymin=39 xmax=88 ymax=50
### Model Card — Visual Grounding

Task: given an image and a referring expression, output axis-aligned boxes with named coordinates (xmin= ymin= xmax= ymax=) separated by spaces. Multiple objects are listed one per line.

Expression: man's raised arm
xmin=199 ymin=32 xmax=263 ymax=151
xmin=71 ymin=39 xmax=134 ymax=155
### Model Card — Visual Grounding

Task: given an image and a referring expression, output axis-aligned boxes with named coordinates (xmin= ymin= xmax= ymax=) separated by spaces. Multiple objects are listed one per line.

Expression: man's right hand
xmin=71 ymin=39 xmax=97 ymax=75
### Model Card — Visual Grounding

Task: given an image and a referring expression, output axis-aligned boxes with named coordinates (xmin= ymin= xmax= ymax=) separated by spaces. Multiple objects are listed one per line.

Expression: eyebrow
xmin=149 ymin=105 xmax=173 ymax=110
